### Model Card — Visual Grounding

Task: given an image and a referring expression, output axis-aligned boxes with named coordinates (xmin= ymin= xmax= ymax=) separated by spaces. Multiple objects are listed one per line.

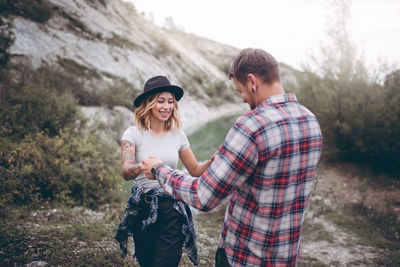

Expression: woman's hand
xmin=210 ymin=151 xmax=218 ymax=163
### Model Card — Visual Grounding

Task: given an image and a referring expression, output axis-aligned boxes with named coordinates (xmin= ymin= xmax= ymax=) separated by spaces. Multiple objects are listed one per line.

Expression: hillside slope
xmin=2 ymin=0 xmax=298 ymax=134
xmin=6 ymin=0 xmax=240 ymax=107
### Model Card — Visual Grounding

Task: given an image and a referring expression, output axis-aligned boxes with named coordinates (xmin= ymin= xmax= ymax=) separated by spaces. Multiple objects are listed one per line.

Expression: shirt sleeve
xmin=155 ymin=119 xmax=258 ymax=211
xmin=179 ymin=130 xmax=190 ymax=152
xmin=121 ymin=126 xmax=137 ymax=145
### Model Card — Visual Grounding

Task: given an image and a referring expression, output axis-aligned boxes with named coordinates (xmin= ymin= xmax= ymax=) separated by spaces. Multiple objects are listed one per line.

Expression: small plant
xmin=1 ymin=0 xmax=54 ymax=23
xmin=98 ymin=72 xmax=138 ymax=109
xmin=0 ymin=17 xmax=15 ymax=67
xmin=202 ymin=80 xmax=237 ymax=103
xmin=58 ymin=10 xmax=99 ymax=39
xmin=105 ymin=32 xmax=141 ymax=50
xmin=84 ymin=0 xmax=107 ymax=7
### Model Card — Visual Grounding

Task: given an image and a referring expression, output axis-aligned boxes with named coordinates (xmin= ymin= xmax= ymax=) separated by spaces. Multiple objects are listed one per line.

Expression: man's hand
xmin=141 ymin=156 xmax=162 ymax=179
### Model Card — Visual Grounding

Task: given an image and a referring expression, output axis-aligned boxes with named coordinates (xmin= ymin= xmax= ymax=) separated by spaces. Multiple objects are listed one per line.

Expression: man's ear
xmin=247 ymin=73 xmax=257 ymax=92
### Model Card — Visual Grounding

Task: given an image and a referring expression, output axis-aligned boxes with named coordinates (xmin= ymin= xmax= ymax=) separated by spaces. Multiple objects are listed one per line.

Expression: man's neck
xmin=255 ymin=81 xmax=285 ymax=106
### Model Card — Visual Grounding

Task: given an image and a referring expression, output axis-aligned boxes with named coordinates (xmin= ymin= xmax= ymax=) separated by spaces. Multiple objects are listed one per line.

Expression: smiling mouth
xmin=160 ymin=111 xmax=170 ymax=117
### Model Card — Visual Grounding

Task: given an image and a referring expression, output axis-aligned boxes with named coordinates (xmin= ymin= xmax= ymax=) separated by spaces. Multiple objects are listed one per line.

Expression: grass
xmin=302 ymin=221 xmax=334 ymax=243
xmin=105 ymin=32 xmax=142 ymax=50
xmin=0 ymin=204 xmax=137 ymax=266
xmin=186 ymin=114 xmax=239 ymax=162
xmin=0 ymin=201 xmax=224 ymax=266
xmin=297 ymin=257 xmax=329 ymax=267
xmin=323 ymin=205 xmax=400 ymax=266
xmin=325 ymin=205 xmax=399 ymax=245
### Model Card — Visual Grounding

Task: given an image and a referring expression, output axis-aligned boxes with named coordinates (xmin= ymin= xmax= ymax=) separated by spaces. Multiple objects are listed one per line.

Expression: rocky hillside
xmin=2 ymin=0 xmax=298 ymax=135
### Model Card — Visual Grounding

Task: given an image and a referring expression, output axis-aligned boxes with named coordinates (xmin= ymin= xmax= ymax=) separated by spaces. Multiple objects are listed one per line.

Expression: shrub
xmin=202 ymin=80 xmax=236 ymax=103
xmin=0 ymin=129 xmax=120 ymax=209
xmin=0 ymin=17 xmax=14 ymax=67
xmin=97 ymin=73 xmax=137 ymax=109
xmin=1 ymin=76 xmax=79 ymax=139
xmin=217 ymin=62 xmax=231 ymax=75
xmin=0 ymin=64 xmax=121 ymax=209
xmin=1 ymin=0 xmax=54 ymax=24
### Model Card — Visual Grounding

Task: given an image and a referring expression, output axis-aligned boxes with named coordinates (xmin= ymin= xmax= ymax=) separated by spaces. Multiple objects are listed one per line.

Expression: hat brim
xmin=133 ymin=85 xmax=184 ymax=107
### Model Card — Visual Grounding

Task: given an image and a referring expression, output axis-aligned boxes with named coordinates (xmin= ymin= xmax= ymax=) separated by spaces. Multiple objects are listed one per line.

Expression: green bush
xmin=0 ymin=129 xmax=120 ymax=209
xmin=297 ymin=67 xmax=400 ymax=175
xmin=0 ymin=17 xmax=14 ymax=67
xmin=1 ymin=0 xmax=54 ymax=23
xmin=0 ymin=64 xmax=121 ymax=209
xmin=202 ymin=80 xmax=237 ymax=104
xmin=97 ymin=73 xmax=137 ymax=109
xmin=1 ymin=78 xmax=78 ymax=139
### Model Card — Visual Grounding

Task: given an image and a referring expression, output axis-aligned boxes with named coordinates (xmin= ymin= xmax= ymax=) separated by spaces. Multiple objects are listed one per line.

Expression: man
xmin=142 ymin=48 xmax=323 ymax=266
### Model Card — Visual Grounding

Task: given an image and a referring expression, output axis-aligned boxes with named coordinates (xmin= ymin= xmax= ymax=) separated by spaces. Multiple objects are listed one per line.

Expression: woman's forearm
xmin=121 ymin=141 xmax=141 ymax=180
xmin=122 ymin=163 xmax=142 ymax=180
xmin=189 ymin=160 xmax=212 ymax=177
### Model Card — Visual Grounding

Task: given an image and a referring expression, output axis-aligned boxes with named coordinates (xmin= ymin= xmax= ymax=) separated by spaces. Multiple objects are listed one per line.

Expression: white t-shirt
xmin=121 ymin=126 xmax=190 ymax=190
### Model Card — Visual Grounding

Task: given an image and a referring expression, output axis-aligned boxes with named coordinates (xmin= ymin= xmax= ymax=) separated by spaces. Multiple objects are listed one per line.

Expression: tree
xmin=297 ymin=0 xmax=400 ymax=175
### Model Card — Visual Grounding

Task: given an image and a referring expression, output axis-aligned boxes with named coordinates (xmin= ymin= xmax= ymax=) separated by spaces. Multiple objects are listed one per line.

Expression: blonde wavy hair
xmin=134 ymin=92 xmax=181 ymax=132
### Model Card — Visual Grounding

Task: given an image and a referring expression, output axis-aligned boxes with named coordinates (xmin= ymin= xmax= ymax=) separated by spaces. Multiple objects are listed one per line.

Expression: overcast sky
xmin=126 ymin=0 xmax=400 ymax=70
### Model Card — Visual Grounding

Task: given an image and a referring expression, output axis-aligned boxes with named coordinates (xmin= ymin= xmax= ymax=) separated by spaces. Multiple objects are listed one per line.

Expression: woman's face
xmin=150 ymin=92 xmax=174 ymax=122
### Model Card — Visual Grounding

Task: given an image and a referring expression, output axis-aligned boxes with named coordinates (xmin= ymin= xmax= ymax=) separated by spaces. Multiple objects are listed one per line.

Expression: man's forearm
xmin=154 ymin=163 xmax=220 ymax=212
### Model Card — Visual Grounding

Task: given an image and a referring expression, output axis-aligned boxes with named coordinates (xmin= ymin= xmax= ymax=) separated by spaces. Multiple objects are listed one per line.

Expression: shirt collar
xmin=256 ymin=93 xmax=297 ymax=109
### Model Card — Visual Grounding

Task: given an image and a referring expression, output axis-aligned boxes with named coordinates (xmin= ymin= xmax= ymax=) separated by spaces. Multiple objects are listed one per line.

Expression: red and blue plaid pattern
xmin=155 ymin=93 xmax=322 ymax=266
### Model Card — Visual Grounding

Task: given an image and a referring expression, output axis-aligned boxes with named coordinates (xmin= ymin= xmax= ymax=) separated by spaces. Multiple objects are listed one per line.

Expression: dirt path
xmin=300 ymin=215 xmax=377 ymax=266
xmin=298 ymin=164 xmax=400 ymax=266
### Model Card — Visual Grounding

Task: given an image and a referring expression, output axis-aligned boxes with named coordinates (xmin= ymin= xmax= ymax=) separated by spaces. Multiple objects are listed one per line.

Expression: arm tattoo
xmin=124 ymin=153 xmax=134 ymax=162
xmin=121 ymin=140 xmax=140 ymax=180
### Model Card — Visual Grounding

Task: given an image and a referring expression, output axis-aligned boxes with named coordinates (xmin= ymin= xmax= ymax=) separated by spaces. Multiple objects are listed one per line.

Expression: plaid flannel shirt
xmin=154 ymin=93 xmax=322 ymax=267
xmin=115 ymin=185 xmax=198 ymax=266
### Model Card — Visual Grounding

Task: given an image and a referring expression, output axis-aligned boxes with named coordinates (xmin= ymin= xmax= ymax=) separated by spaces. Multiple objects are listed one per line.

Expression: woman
xmin=115 ymin=76 xmax=214 ymax=267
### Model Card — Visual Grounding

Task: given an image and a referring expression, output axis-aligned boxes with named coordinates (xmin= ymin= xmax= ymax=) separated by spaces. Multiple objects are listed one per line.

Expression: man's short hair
xmin=228 ymin=48 xmax=280 ymax=85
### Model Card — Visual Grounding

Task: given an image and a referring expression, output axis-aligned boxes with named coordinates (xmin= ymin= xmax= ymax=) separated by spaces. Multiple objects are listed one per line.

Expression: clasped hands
xmin=138 ymin=152 xmax=217 ymax=180
xmin=136 ymin=156 xmax=162 ymax=180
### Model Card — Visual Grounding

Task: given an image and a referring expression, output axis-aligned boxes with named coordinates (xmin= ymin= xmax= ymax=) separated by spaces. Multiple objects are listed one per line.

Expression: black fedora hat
xmin=134 ymin=76 xmax=184 ymax=107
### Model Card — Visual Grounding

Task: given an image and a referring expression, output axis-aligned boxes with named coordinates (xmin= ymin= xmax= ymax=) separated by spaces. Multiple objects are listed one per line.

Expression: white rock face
xmin=8 ymin=0 xmax=295 ymax=140
xmin=10 ymin=0 xmax=239 ymax=91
